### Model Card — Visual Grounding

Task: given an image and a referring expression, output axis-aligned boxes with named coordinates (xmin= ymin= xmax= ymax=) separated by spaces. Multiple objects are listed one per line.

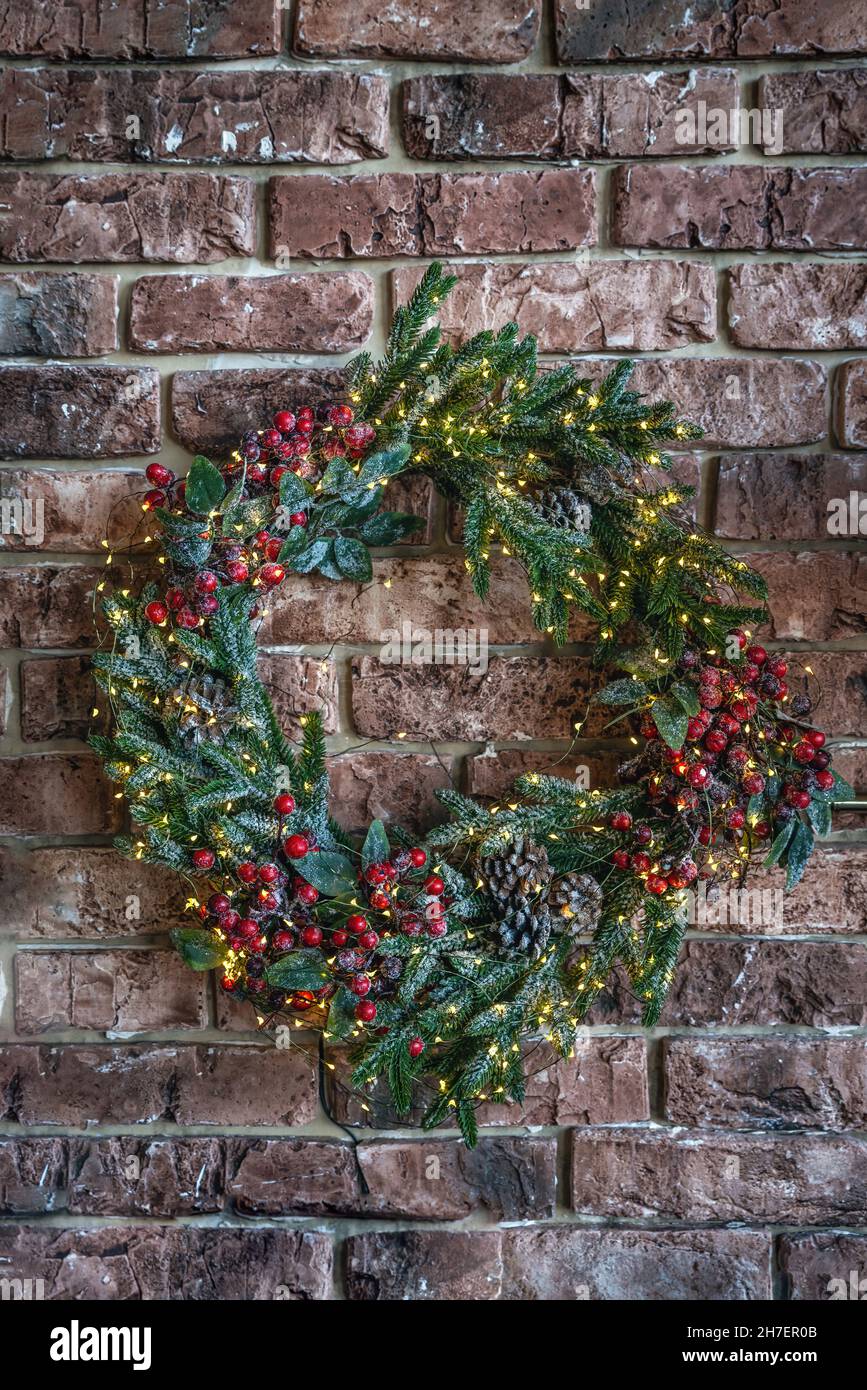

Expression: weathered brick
xmin=0 ymin=0 xmax=280 ymax=59
xmin=351 ymin=655 xmax=606 ymax=741
xmin=393 ymin=261 xmax=716 ymax=352
xmin=661 ymin=941 xmax=867 ymax=1027
xmin=0 ymin=1138 xmax=67 ymax=1214
xmin=258 ymin=655 xmax=338 ymax=736
xmin=833 ymin=747 xmax=867 ymax=802
xmin=0 ymin=567 xmax=101 ymax=648
xmin=467 ymin=748 xmax=624 ymax=799
xmin=0 ymin=171 xmax=254 ymax=263
xmin=664 ymin=1038 xmax=867 ymax=1130
xmin=0 ymin=1043 xmax=317 ymax=1126
xmin=0 ymin=68 xmax=388 ymax=163
xmin=346 ymin=1230 xmax=503 ymax=1300
xmin=403 ymin=70 xmax=740 ymax=160
xmin=758 ymin=70 xmax=867 ymax=153
xmin=501 ymin=1227 xmax=772 ymax=1301
xmin=687 ymin=849 xmax=867 ymax=936
xmin=837 ymin=360 xmax=867 ymax=448
xmin=327 ymin=752 xmax=454 ymax=836
xmin=69 ymin=1138 xmax=224 ymax=1216
xmin=714 ymin=454 xmax=867 ymax=541
xmin=0 ymin=846 xmax=184 ymax=939
xmin=270 ymin=169 xmax=595 ymax=259
xmin=0 ymin=368 xmax=160 ymax=459
xmin=264 ymin=556 xmax=546 ymax=646
xmin=612 ymin=165 xmax=867 ymax=250
xmin=20 ymin=656 xmax=95 ymax=741
xmin=0 ymin=468 xmax=148 ymax=553
xmin=556 ymin=0 xmax=866 ymax=61
xmin=171 ymin=367 xmax=347 ymax=454
xmin=325 ymin=1037 xmax=648 ymax=1128
xmin=129 ymin=272 xmax=373 ymax=353
xmin=0 ymin=272 xmax=117 ymax=355
xmin=295 ymin=0 xmax=540 ymax=61
xmin=0 ymin=1224 xmax=332 ymax=1300
xmin=571 ymin=1129 xmax=867 ymax=1225
xmin=729 ymin=264 xmax=867 ymax=349
xmin=779 ymin=1234 xmax=867 ymax=1300
xmin=750 ymin=552 xmax=866 ymax=641
xmin=0 ymin=755 xmax=122 ymax=835
xmin=0 ymin=668 xmax=6 ymax=737
xmin=14 ymin=949 xmax=207 ymax=1034
xmin=229 ymin=1137 xmax=555 ymax=1220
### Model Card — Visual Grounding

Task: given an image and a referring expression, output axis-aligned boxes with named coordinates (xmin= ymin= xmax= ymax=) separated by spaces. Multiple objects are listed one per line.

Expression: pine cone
xmin=532 ymin=486 xmax=592 ymax=533
xmin=546 ymin=872 xmax=604 ymax=937
xmin=481 ymin=836 xmax=553 ymax=960
xmin=169 ymin=674 xmax=240 ymax=747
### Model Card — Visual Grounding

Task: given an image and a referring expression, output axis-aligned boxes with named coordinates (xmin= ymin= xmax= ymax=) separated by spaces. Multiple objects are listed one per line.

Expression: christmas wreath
xmin=92 ymin=264 xmax=852 ymax=1145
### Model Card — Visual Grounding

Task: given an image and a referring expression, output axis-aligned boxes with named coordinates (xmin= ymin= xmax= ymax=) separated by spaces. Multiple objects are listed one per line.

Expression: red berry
xmin=208 ymin=893 xmax=231 ymax=916
xmin=409 ymin=847 xmax=427 ymax=868
xmin=273 ymin=929 xmax=294 ymax=951
xmin=237 ymin=862 xmax=258 ymax=884
xmin=192 ymin=848 xmax=215 ymax=871
xmin=687 ymin=764 xmax=709 ymax=788
xmin=408 ymin=1037 xmax=425 ymax=1059
xmin=346 ymin=914 xmax=368 ymax=934
xmin=259 ymin=863 xmax=280 ymax=884
xmin=301 ymin=925 xmax=323 ymax=947
xmin=686 ymin=717 xmax=705 ymax=741
xmin=289 ymin=511 xmax=307 ymax=527
xmin=226 ymin=559 xmax=249 ymax=584
xmin=274 ymin=410 xmax=296 ymax=433
xmin=631 ymin=852 xmax=652 ymax=873
xmin=328 ymin=404 xmax=354 ymax=427
xmin=753 ymin=821 xmax=771 ymax=839
xmin=369 ymin=889 xmax=390 ymax=911
xmin=284 ymin=834 xmax=309 ymax=859
xmin=238 ymin=918 xmax=259 ymax=939
xmin=645 ymin=874 xmax=668 ymax=896
xmin=194 ymin=570 xmax=218 ymax=593
xmin=730 ymin=700 xmax=751 ymax=721
xmin=143 ymin=488 xmax=166 ymax=511
xmin=427 ymin=919 xmax=447 ymax=938
xmin=265 ymin=538 xmax=283 ymax=561
xmin=346 ymin=423 xmax=375 ymax=450
xmin=357 ymin=930 xmax=379 ymax=950
xmin=807 ymin=730 xmax=826 ymax=748
xmin=221 ymin=910 xmax=240 ymax=932
xmin=767 ymin=659 xmax=788 ymax=678
xmin=792 ymin=789 xmax=811 ymax=808
xmin=165 ymin=587 xmax=185 ymax=610
xmin=742 ymin=773 xmax=765 ymax=796
xmin=259 ymin=562 xmax=285 ymax=587
xmin=611 ymin=850 xmax=631 ymax=869
xmin=365 ymin=865 xmax=387 ymax=885
xmin=145 ymin=600 xmax=168 ymax=625
xmin=424 ymin=875 xmax=445 ymax=896
xmin=175 ymin=605 xmax=199 ymax=629
xmin=610 ymin=811 xmax=632 ymax=832
xmin=401 ymin=915 xmax=423 ymax=937
xmin=732 ymin=630 xmax=747 ymax=650
xmin=258 ymin=891 xmax=279 ymax=912
xmin=220 ymin=975 xmax=236 ymax=992
xmin=705 ymin=730 xmax=728 ymax=754
xmin=635 ymin=825 xmax=653 ymax=846
xmin=291 ymin=992 xmax=313 ymax=1011
xmin=295 ymin=882 xmax=317 ymax=906
xmin=746 ymin=645 xmax=767 ymax=665
xmin=197 ymin=594 xmax=218 ymax=617
xmin=349 ymin=975 xmax=371 ymax=997
xmin=273 ymin=793 xmax=296 ymax=815
xmin=296 ymin=416 xmax=314 ymax=435
xmin=793 ymin=742 xmax=816 ymax=764
xmin=355 ymin=1000 xmax=377 ymax=1023
xmin=146 ymin=462 xmax=174 ymax=487
xmin=699 ymin=688 xmax=723 ymax=710
xmin=815 ymin=770 xmax=835 ymax=791
xmin=699 ymin=666 xmax=721 ymax=685
xmin=331 ymin=929 xmax=349 ymax=947
xmin=726 ymin=808 xmax=746 ymax=829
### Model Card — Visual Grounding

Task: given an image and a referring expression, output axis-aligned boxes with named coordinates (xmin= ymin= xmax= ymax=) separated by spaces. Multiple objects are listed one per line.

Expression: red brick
xmin=170 ymin=367 xmax=347 ymax=454
xmin=346 ymin=1230 xmax=503 ymax=1300
xmin=612 ymin=165 xmax=867 ymax=250
xmin=697 ymin=849 xmax=867 ymax=934
xmin=20 ymin=657 xmax=94 ymax=741
xmin=0 ymin=755 xmax=122 ymax=835
xmin=294 ymin=0 xmax=540 ymax=61
xmin=0 ymin=0 xmax=280 ymax=59
xmin=0 ymin=1225 xmax=332 ymax=1300
xmin=571 ymin=1129 xmax=867 ymax=1225
xmin=0 ymin=567 xmax=101 ymax=648
xmin=0 ymin=171 xmax=254 ymax=263
xmin=556 ymin=0 xmax=866 ymax=61
xmin=664 ymin=1038 xmax=867 ymax=1130
xmin=729 ymin=264 xmax=867 ymax=349
xmin=661 ymin=941 xmax=867 ymax=1027
xmin=0 ymin=846 xmax=185 ymax=939
xmin=270 ymin=169 xmax=595 ymax=259
xmin=0 ymin=468 xmax=149 ymax=552
xmin=837 ymin=360 xmax=867 ymax=448
xmin=325 ymin=1036 xmax=648 ymax=1128
xmin=351 ymin=655 xmax=606 ymax=741
xmin=0 ymin=68 xmax=388 ymax=164
xmin=129 ymin=272 xmax=372 ymax=353
xmin=0 ymin=1043 xmax=317 ymax=1125
xmin=467 ymin=748 xmax=624 ymax=799
xmin=14 ymin=949 xmax=207 ymax=1034
xmin=501 ymin=1227 xmax=772 ymax=1301
xmin=0 ymin=368 xmax=160 ymax=459
xmin=750 ymin=552 xmax=866 ymax=641
xmin=327 ymin=752 xmax=454 ymax=836
xmin=392 ymin=260 xmax=716 ymax=352
xmin=758 ymin=70 xmax=867 ymax=153
xmin=403 ymin=69 xmax=740 ymax=160
xmin=0 ymin=1138 xmax=66 ymax=1214
xmin=714 ymin=454 xmax=867 ymax=541
xmin=230 ymin=1137 xmax=555 ymax=1220
xmin=0 ymin=272 xmax=117 ymax=355
xmin=780 ymin=1234 xmax=867 ymax=1300
xmin=258 ymin=655 xmax=338 ymax=736
xmin=69 ymin=1138 xmax=224 ymax=1216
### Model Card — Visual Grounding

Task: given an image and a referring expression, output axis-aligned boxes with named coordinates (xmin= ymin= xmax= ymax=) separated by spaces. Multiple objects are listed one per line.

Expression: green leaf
xmin=670 ymin=681 xmax=700 ymax=717
xmin=811 ymin=769 xmax=856 ymax=804
xmin=265 ymin=948 xmax=331 ymax=992
xmin=807 ymin=798 xmax=832 ymax=837
xmin=652 ymin=695 xmax=689 ymax=751
xmin=186 ymin=456 xmax=226 ymax=516
xmin=170 ymin=926 xmax=224 ymax=972
xmin=387 ymin=1043 xmax=413 ymax=1114
xmin=276 ymin=527 xmax=309 ymax=563
xmin=290 ymin=539 xmax=331 ymax=574
xmin=320 ymin=456 xmax=359 ymax=499
xmin=325 ymin=985 xmax=358 ymax=1040
xmin=333 ymin=535 xmax=373 ymax=582
xmin=785 ymin=819 xmax=814 ymax=890
xmin=296 ymin=849 xmax=357 ymax=897
xmin=595 ymin=677 xmax=647 ymax=706
xmin=358 ymin=511 xmax=422 ymax=546
xmin=763 ymin=818 xmax=795 ymax=868
xmin=278 ymin=472 xmax=311 ymax=514
xmin=221 ymin=495 xmax=272 ymax=540
xmin=356 ymin=443 xmax=411 ymax=491
xmin=362 ymin=819 xmax=390 ymax=871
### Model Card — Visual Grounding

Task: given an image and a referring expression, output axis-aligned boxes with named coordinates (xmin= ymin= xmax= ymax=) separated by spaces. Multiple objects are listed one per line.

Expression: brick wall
xmin=0 ymin=0 xmax=866 ymax=1301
